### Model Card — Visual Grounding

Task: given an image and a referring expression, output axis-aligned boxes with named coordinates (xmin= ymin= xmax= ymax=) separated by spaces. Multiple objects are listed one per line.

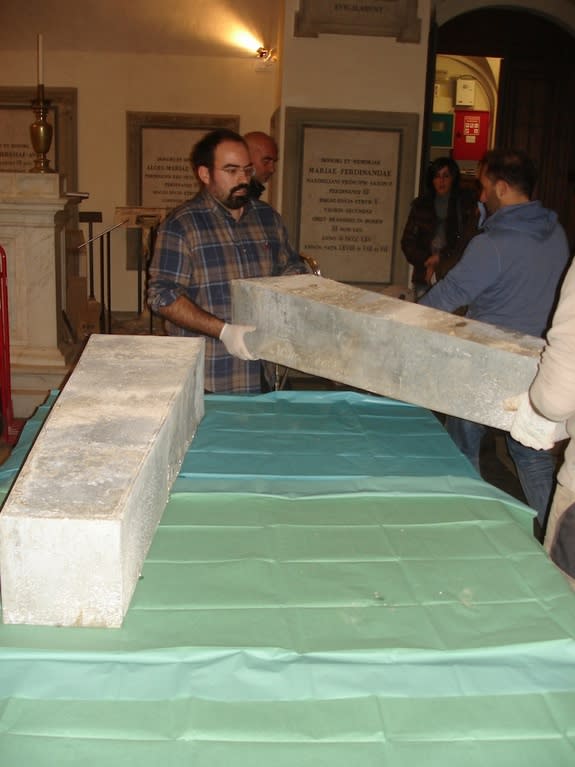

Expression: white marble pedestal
xmin=0 ymin=172 xmax=70 ymax=417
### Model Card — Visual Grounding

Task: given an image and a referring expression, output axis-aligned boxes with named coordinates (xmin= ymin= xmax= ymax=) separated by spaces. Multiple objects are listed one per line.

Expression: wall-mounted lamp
xmin=256 ymin=46 xmax=277 ymax=64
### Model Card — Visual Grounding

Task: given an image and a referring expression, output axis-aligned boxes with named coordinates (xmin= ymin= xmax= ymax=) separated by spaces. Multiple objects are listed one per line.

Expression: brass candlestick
xmin=29 ymin=83 xmax=55 ymax=173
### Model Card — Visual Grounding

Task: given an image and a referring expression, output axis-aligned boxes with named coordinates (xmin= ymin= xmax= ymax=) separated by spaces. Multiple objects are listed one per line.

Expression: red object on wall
xmin=452 ymin=110 xmax=490 ymax=162
xmin=0 ymin=245 xmax=24 ymax=446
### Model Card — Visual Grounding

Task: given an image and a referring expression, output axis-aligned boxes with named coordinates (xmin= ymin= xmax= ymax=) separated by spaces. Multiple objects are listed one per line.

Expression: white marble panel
xmin=0 ymin=334 xmax=205 ymax=628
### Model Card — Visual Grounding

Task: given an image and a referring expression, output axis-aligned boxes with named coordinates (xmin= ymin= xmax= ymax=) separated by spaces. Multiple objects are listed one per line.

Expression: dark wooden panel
xmin=438 ymin=9 xmax=575 ymax=250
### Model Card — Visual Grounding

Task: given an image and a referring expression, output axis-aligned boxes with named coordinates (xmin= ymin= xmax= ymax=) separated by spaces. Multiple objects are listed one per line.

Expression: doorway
xmin=432 ymin=7 xmax=575 ymax=250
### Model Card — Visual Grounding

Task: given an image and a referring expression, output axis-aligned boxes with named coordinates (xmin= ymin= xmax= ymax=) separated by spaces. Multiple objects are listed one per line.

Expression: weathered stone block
xmin=232 ymin=275 xmax=543 ymax=430
xmin=0 ymin=334 xmax=204 ymax=628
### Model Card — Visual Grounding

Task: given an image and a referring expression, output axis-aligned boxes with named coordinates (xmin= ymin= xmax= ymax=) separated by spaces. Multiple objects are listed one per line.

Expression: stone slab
xmin=0 ymin=334 xmax=205 ymax=628
xmin=0 ymin=171 xmax=65 ymax=201
xmin=231 ymin=275 xmax=543 ymax=431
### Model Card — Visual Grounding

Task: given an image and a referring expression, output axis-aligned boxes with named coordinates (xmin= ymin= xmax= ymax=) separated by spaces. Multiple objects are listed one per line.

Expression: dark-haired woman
xmin=401 ymin=157 xmax=479 ymax=300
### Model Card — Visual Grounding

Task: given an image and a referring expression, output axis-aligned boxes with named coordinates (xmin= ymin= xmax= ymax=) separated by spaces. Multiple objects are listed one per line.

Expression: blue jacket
xmin=420 ymin=201 xmax=570 ymax=337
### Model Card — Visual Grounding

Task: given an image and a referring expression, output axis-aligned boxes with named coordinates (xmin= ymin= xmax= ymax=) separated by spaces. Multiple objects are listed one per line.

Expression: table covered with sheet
xmin=0 ymin=391 xmax=574 ymax=766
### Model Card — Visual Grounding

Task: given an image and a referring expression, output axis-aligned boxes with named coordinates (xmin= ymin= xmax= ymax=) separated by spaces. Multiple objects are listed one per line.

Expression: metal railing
xmin=76 ymin=218 xmax=128 ymax=334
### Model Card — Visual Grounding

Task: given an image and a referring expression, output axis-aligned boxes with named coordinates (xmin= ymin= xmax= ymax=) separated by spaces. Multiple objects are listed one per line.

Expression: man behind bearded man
xmin=244 ymin=130 xmax=278 ymax=200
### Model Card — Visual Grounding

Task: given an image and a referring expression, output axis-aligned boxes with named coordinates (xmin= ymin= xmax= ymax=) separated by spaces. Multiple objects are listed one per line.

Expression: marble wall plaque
xmin=125 ymin=112 xmax=239 ymax=269
xmin=127 ymin=112 xmax=240 ymax=210
xmin=299 ymin=127 xmax=399 ymax=283
xmin=141 ymin=127 xmax=202 ymax=209
xmin=283 ymin=108 xmax=418 ymax=287
xmin=294 ymin=0 xmax=421 ymax=43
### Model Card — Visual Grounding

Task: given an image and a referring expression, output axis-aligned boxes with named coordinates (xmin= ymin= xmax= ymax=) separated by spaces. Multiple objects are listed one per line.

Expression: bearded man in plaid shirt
xmin=148 ymin=128 xmax=305 ymax=393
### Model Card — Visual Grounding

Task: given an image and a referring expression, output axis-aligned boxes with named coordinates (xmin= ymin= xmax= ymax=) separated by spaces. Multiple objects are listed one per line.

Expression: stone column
xmin=0 ymin=172 xmax=70 ymax=417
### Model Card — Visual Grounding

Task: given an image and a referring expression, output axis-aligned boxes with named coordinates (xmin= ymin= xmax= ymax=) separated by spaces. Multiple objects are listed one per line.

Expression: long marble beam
xmin=0 ymin=334 xmax=205 ymax=628
xmin=232 ymin=275 xmax=543 ymax=431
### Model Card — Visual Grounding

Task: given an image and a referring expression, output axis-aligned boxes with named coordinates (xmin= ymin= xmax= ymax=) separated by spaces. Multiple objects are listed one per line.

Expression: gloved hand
xmin=219 ymin=323 xmax=259 ymax=361
xmin=506 ymin=392 xmax=568 ymax=450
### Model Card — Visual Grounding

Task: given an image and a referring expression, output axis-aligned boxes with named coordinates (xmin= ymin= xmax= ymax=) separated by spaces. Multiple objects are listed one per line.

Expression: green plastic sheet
xmin=0 ymin=391 xmax=574 ymax=766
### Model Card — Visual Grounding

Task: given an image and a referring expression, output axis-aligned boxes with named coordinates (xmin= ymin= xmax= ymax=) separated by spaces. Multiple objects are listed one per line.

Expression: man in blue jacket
xmin=420 ymin=148 xmax=570 ymax=530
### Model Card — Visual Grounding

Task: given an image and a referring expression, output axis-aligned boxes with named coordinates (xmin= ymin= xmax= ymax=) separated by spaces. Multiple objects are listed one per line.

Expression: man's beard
xmin=223 ymin=184 xmax=250 ymax=210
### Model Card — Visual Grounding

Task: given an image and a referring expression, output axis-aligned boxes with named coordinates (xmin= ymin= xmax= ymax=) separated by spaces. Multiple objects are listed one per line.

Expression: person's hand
xmin=424 ymin=253 xmax=440 ymax=269
xmin=424 ymin=263 xmax=436 ymax=284
xmin=506 ymin=392 xmax=567 ymax=450
xmin=424 ymin=253 xmax=440 ymax=284
xmin=219 ymin=323 xmax=259 ymax=361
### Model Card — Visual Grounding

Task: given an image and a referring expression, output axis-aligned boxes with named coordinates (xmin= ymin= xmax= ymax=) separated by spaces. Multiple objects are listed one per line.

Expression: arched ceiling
xmin=435 ymin=0 xmax=575 ymax=36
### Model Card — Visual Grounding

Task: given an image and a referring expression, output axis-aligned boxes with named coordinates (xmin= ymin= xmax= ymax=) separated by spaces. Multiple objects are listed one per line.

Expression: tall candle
xmin=36 ymin=33 xmax=43 ymax=85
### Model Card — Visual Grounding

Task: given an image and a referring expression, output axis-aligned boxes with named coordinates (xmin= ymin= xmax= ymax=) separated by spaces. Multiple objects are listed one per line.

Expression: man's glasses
xmin=214 ymin=164 xmax=255 ymax=179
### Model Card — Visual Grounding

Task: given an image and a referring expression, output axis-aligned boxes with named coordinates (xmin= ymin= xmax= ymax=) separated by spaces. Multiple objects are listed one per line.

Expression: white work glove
xmin=506 ymin=392 xmax=568 ymax=450
xmin=219 ymin=323 xmax=259 ymax=361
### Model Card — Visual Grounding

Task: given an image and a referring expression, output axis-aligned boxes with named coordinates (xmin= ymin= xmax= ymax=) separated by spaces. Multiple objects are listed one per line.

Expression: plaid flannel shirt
xmin=148 ymin=190 xmax=304 ymax=393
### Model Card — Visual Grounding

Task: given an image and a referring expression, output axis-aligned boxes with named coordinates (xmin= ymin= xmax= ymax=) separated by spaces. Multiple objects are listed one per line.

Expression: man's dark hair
xmin=480 ymin=148 xmax=538 ymax=199
xmin=190 ymin=129 xmax=247 ymax=171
